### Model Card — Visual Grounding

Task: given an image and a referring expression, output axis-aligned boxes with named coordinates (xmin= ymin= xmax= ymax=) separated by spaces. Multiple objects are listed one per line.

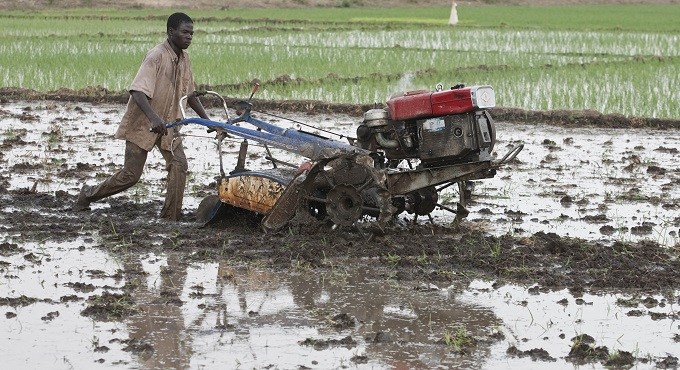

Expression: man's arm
xmin=130 ymin=90 xmax=167 ymax=135
xmin=187 ymin=95 xmax=209 ymax=119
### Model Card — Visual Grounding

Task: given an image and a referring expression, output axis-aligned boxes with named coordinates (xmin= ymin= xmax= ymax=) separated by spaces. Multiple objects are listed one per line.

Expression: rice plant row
xmin=1 ymin=6 xmax=678 ymax=119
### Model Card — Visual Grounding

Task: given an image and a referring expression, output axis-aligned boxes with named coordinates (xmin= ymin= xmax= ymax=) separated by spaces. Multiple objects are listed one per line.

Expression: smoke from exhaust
xmin=387 ymin=72 xmax=419 ymax=100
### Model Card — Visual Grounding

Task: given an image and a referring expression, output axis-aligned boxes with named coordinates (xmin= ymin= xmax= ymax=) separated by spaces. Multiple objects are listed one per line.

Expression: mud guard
xmin=262 ymin=157 xmax=336 ymax=231
xmin=196 ymin=195 xmax=230 ymax=226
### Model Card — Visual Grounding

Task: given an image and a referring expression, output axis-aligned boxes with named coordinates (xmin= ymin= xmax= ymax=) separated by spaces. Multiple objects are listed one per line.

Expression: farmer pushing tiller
xmin=165 ymin=81 xmax=522 ymax=231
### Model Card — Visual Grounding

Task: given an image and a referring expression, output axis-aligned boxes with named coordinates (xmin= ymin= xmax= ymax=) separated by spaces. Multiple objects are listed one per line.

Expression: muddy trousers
xmin=82 ymin=140 xmax=188 ymax=220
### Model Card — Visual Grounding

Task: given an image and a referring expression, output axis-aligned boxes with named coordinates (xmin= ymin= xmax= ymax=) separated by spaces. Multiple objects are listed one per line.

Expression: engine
xmin=356 ymin=84 xmax=497 ymax=167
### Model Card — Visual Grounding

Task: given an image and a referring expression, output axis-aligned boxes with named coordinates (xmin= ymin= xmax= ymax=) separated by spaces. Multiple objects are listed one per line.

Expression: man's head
xmin=167 ymin=12 xmax=194 ymax=51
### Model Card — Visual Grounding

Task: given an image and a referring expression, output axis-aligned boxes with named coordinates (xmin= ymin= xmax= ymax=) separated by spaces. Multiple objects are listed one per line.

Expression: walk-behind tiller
xmin=170 ymin=83 xmax=523 ymax=231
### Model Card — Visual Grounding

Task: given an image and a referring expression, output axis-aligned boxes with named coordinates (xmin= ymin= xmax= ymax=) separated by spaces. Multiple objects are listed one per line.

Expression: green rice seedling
xmin=386 ymin=251 xmax=401 ymax=266
xmin=442 ymin=326 xmax=476 ymax=353
xmin=437 ymin=268 xmax=456 ymax=281
xmin=488 ymin=239 xmax=503 ymax=259
xmin=1 ymin=6 xmax=679 ymax=118
xmin=45 ymin=122 xmax=62 ymax=147
xmin=29 ymin=4 xmax=677 ymax=32
xmin=1 ymin=127 xmax=21 ymax=142
xmin=416 ymin=251 xmax=429 ymax=266
xmin=291 ymin=259 xmax=311 ymax=271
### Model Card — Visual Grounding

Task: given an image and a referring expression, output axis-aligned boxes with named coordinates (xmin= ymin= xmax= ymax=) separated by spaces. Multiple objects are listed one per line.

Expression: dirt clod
xmin=506 ymin=346 xmax=556 ymax=362
xmin=81 ymin=291 xmax=137 ymax=321
xmin=331 ymin=313 xmax=355 ymax=330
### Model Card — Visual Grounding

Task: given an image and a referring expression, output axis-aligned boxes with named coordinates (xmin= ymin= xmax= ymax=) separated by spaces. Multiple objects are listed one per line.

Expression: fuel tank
xmin=386 ymin=85 xmax=495 ymax=121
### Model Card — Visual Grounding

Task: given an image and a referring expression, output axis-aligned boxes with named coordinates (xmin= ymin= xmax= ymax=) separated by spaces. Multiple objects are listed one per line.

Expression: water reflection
xmin=0 ymin=238 xmax=131 ymax=368
xmin=2 ymin=239 xmax=679 ymax=369
xmin=114 ymin=254 xmax=680 ymax=369
xmin=124 ymin=253 xmax=192 ymax=369
xmin=122 ymin=254 xmax=501 ymax=369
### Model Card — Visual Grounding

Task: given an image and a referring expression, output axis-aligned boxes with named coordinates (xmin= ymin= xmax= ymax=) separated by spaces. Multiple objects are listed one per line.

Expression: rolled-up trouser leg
xmin=159 ymin=143 xmax=188 ymax=220
xmin=84 ymin=141 xmax=147 ymax=203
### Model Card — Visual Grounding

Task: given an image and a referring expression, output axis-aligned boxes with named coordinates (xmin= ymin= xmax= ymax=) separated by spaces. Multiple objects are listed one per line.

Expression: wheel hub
xmin=325 ymin=184 xmax=363 ymax=226
xmin=405 ymin=186 xmax=438 ymax=216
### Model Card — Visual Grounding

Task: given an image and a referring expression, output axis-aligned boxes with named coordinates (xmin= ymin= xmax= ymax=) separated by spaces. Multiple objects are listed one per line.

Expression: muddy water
xmin=477 ymin=124 xmax=679 ymax=247
xmin=3 ymin=241 xmax=680 ymax=369
xmin=1 ymin=100 xmax=679 ymax=368
xmin=2 ymin=101 xmax=677 ymax=246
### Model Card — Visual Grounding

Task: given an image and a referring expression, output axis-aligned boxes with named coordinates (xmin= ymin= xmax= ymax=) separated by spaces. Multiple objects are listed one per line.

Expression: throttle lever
xmin=247 ymin=83 xmax=260 ymax=102
xmin=235 ymin=82 xmax=260 ymax=117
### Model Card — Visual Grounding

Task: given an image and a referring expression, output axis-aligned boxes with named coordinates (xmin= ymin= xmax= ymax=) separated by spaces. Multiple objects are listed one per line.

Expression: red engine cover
xmin=431 ymin=89 xmax=474 ymax=116
xmin=387 ymin=88 xmax=474 ymax=121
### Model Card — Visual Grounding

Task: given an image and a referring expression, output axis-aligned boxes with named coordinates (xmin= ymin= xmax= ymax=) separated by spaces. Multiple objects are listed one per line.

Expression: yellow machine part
xmin=217 ymin=175 xmax=286 ymax=215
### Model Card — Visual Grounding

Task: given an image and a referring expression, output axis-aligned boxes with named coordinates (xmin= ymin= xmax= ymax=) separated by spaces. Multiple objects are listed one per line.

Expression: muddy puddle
xmin=1 ymin=100 xmax=679 ymax=368
xmin=1 ymin=100 xmax=677 ymax=246
xmin=474 ymin=123 xmax=678 ymax=247
xmin=3 ymin=243 xmax=680 ymax=369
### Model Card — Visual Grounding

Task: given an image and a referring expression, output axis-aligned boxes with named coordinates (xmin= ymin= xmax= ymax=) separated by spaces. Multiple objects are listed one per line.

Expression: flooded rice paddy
xmin=1 ymin=100 xmax=679 ymax=369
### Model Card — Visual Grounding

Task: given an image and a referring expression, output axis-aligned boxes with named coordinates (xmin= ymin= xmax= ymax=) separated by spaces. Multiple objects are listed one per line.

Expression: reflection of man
xmin=74 ymin=12 xmax=209 ymax=221
xmin=124 ymin=253 xmax=191 ymax=369
xmin=217 ymin=263 xmax=248 ymax=313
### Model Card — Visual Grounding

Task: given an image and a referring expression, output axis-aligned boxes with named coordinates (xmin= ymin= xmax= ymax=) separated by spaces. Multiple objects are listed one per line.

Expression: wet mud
xmin=3 ymin=86 xmax=680 ymax=130
xmin=1 ymin=97 xmax=679 ymax=368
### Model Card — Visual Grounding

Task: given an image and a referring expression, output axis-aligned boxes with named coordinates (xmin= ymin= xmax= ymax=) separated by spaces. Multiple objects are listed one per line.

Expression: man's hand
xmin=149 ymin=117 xmax=168 ymax=135
xmin=130 ymin=90 xmax=167 ymax=136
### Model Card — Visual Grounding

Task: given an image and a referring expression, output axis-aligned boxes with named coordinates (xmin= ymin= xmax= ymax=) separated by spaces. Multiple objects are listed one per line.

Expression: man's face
xmin=169 ymin=21 xmax=194 ymax=50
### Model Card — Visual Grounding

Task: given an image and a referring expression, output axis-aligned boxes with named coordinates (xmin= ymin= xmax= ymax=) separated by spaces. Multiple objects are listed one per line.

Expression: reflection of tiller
xmin=170 ymin=83 xmax=523 ymax=231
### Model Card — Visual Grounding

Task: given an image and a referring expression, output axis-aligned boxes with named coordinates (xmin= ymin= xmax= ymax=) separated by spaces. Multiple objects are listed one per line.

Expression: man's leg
xmin=75 ymin=141 xmax=147 ymax=209
xmin=158 ymin=143 xmax=188 ymax=221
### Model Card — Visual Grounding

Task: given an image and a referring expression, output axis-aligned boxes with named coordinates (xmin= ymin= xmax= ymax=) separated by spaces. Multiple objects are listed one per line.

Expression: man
xmin=74 ymin=12 xmax=209 ymax=221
